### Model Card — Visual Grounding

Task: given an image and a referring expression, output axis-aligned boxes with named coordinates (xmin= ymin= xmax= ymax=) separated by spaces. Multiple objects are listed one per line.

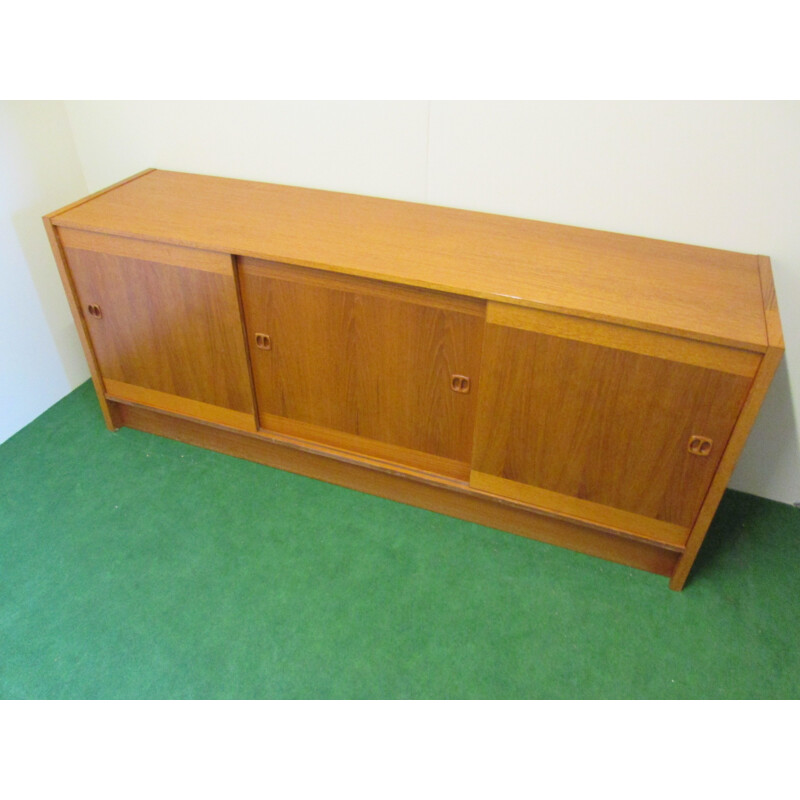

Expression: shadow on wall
xmin=13 ymin=208 xmax=88 ymax=387
xmin=729 ymin=359 xmax=799 ymax=505
xmin=2 ymin=101 xmax=90 ymax=390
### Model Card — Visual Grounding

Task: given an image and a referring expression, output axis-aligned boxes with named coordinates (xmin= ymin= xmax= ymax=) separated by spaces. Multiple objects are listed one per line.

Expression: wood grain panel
xmin=488 ymin=302 xmax=763 ymax=373
xmin=105 ymin=380 xmax=256 ymax=431
xmin=240 ymin=260 xmax=484 ymax=471
xmin=60 ymin=228 xmax=231 ymax=274
xmin=51 ymin=170 xmax=768 ymax=350
xmin=471 ymin=471 xmax=688 ymax=548
xmin=65 ymin=247 xmax=255 ymax=417
xmin=42 ymin=170 xmax=156 ymax=431
xmin=259 ymin=412 xmax=470 ymax=480
xmin=758 ymin=255 xmax=784 ymax=348
xmin=43 ymin=219 xmax=118 ymax=430
xmin=116 ymin=402 xmax=681 ymax=578
xmin=669 ymin=256 xmax=785 ymax=589
xmin=240 ymin=257 xmax=485 ymax=317
xmin=472 ymin=324 xmax=753 ymax=529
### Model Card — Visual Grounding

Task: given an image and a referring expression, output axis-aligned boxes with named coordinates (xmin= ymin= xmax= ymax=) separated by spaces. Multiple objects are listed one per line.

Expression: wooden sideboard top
xmin=50 ymin=168 xmax=772 ymax=351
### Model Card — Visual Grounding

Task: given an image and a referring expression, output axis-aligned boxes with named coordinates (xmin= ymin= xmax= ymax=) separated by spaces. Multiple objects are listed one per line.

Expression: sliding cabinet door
xmin=62 ymin=229 xmax=255 ymax=430
xmin=239 ymin=259 xmax=485 ymax=479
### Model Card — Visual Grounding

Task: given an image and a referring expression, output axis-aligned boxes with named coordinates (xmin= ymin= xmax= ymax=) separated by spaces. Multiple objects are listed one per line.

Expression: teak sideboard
xmin=44 ymin=169 xmax=785 ymax=590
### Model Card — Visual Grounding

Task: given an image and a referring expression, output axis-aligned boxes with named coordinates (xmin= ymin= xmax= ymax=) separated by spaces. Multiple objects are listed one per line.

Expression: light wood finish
xmin=42 ymin=169 xmax=157 ymax=431
xmin=488 ymin=303 xmax=762 ymax=376
xmin=758 ymin=255 xmax=785 ymax=349
xmin=471 ymin=324 xmax=753 ymax=530
xmin=115 ymin=402 xmax=681 ymax=578
xmin=43 ymin=218 xmax=118 ymax=430
xmin=669 ymin=256 xmax=785 ymax=589
xmin=259 ymin=413 xmax=470 ymax=481
xmin=231 ymin=253 xmax=263 ymax=438
xmin=59 ymin=228 xmax=232 ymax=274
xmin=64 ymin=245 xmax=255 ymax=420
xmin=251 ymin=418 xmax=679 ymax=552
xmin=42 ymin=169 xmax=158 ymax=431
xmin=51 ymin=169 xmax=768 ymax=351
xmin=470 ymin=472 xmax=688 ymax=548
xmin=45 ymin=170 xmax=784 ymax=591
xmin=239 ymin=258 xmax=484 ymax=476
xmin=105 ymin=380 xmax=256 ymax=432
xmin=243 ymin=257 xmax=485 ymax=318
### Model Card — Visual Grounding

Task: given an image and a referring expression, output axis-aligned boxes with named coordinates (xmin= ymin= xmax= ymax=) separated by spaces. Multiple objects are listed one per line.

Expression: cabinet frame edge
xmin=669 ymin=255 xmax=785 ymax=590
xmin=43 ymin=169 xmax=159 ymax=430
xmin=42 ymin=217 xmax=119 ymax=430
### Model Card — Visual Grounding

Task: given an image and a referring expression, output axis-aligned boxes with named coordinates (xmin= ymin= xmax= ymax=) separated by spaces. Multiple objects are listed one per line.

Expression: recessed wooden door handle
xmin=688 ymin=435 xmax=713 ymax=456
xmin=86 ymin=303 xmax=102 ymax=319
xmin=254 ymin=332 xmax=272 ymax=350
xmin=451 ymin=374 xmax=470 ymax=393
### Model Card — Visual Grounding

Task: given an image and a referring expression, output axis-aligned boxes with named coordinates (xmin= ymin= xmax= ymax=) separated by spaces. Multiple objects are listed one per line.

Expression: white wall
xmin=3 ymin=101 xmax=797 ymax=505
xmin=63 ymin=101 xmax=430 ymax=202
xmin=0 ymin=102 xmax=89 ymax=443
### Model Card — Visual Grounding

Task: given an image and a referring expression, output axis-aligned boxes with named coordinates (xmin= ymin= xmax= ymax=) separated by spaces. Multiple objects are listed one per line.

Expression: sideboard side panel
xmin=43 ymin=219 xmax=119 ymax=430
xmin=670 ymin=256 xmax=785 ymax=589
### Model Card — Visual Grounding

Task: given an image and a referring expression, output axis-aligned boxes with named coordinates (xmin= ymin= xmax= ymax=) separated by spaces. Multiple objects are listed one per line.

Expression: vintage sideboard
xmin=44 ymin=169 xmax=785 ymax=589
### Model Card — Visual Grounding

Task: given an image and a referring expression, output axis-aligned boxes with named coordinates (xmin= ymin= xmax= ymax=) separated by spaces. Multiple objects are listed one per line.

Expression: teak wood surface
xmin=44 ymin=169 xmax=785 ymax=591
xmin=64 ymin=236 xmax=254 ymax=420
xmin=668 ymin=256 xmax=785 ymax=589
xmin=471 ymin=324 xmax=753 ymax=534
xmin=239 ymin=258 xmax=484 ymax=479
xmin=50 ymin=169 xmax=769 ymax=352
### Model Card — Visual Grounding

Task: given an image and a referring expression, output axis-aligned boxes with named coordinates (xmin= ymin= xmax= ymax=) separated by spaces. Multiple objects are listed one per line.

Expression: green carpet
xmin=1 ymin=380 xmax=798 ymax=699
